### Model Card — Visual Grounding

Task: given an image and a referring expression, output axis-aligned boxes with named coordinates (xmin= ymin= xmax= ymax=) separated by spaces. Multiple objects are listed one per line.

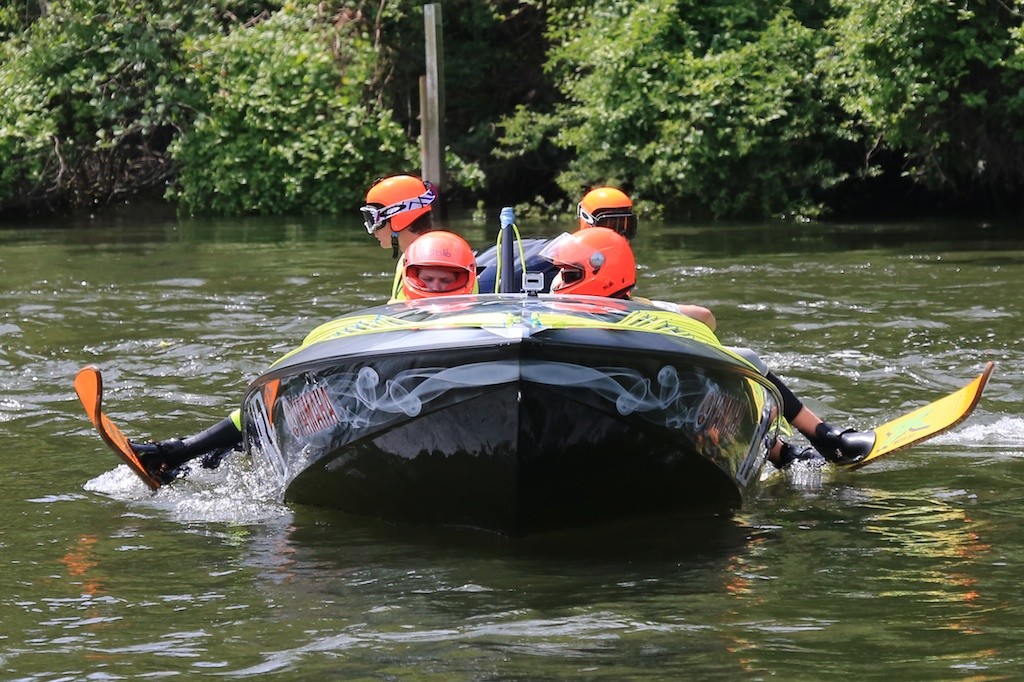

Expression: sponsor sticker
xmin=695 ymin=387 xmax=744 ymax=445
xmin=282 ymin=384 xmax=341 ymax=439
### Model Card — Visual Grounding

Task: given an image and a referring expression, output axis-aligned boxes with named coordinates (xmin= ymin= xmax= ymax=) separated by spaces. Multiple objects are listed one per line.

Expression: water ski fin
xmin=74 ymin=365 xmax=162 ymax=490
xmin=841 ymin=361 xmax=995 ymax=470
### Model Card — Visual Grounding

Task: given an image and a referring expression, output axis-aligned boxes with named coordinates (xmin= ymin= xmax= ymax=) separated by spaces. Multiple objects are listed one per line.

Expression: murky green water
xmin=2 ymin=210 xmax=1023 ymax=678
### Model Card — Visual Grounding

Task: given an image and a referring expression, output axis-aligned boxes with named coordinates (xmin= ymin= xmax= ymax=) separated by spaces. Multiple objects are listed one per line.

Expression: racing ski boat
xmin=240 ymin=294 xmax=783 ymax=535
xmin=72 ymin=207 xmax=995 ymax=535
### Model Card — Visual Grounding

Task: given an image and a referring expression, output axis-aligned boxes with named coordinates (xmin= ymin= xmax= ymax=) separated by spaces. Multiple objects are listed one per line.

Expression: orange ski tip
xmin=74 ymin=364 xmax=98 ymax=386
xmin=73 ymin=364 xmax=162 ymax=491
xmin=74 ymin=366 xmax=102 ymax=427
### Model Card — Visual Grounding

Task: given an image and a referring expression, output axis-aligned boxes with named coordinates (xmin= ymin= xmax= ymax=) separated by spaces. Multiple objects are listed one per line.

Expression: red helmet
xmin=361 ymin=175 xmax=436 ymax=233
xmin=402 ymin=231 xmax=477 ymax=300
xmin=578 ymin=186 xmax=638 ymax=240
xmin=540 ymin=227 xmax=636 ymax=298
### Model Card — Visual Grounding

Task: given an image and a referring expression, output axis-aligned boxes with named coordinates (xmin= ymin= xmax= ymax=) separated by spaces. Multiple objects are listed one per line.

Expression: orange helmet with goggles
xmin=539 ymin=227 xmax=636 ymax=298
xmin=578 ymin=186 xmax=638 ymax=240
xmin=361 ymin=175 xmax=436 ymax=234
xmin=402 ymin=231 xmax=477 ymax=300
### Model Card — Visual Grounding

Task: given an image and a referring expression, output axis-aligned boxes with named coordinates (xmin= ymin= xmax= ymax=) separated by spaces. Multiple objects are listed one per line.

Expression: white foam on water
xmin=930 ymin=414 xmax=1024 ymax=450
xmin=83 ymin=454 xmax=290 ymax=524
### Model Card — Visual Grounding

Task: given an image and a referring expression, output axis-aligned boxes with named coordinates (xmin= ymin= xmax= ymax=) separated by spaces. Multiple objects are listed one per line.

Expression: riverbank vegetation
xmin=2 ymin=0 xmax=1023 ymax=221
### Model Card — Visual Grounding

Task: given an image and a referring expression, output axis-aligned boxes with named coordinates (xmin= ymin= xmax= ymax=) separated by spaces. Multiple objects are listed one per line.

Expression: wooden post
xmin=421 ymin=3 xmax=445 ymax=211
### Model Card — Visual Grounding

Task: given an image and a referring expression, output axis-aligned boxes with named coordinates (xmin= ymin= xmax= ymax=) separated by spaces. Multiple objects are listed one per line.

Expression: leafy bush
xmin=168 ymin=4 xmax=415 ymax=215
xmin=0 ymin=2 xmax=43 ymax=40
xmin=0 ymin=0 xmax=414 ymax=216
xmin=501 ymin=0 xmax=1024 ymax=219
xmin=4 ymin=0 xmax=1024 ymax=219
xmin=0 ymin=0 xmax=276 ymax=213
xmin=502 ymin=0 xmax=849 ymax=220
xmin=364 ymin=1 xmax=554 ymax=202
xmin=0 ymin=66 xmax=56 ymax=205
xmin=821 ymin=0 xmax=1024 ymax=203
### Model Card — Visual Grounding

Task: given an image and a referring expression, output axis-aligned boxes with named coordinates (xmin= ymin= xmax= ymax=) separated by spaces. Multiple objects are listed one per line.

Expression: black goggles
xmin=577 ymin=204 xmax=638 ymax=240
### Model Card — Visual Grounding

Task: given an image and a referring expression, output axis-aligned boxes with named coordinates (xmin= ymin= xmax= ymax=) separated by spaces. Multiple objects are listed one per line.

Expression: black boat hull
xmin=242 ymin=297 xmax=780 ymax=535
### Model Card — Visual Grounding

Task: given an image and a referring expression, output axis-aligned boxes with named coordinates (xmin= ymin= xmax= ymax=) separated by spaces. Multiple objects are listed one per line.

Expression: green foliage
xmin=168 ymin=4 xmax=414 ymax=215
xmin=4 ymin=0 xmax=1024 ymax=219
xmin=0 ymin=69 xmax=56 ymax=203
xmin=516 ymin=0 xmax=847 ymax=219
xmin=0 ymin=0 xmax=284 ymax=213
xmin=0 ymin=1 xmax=41 ymax=40
xmin=500 ymin=0 xmax=1024 ymax=219
xmin=445 ymin=148 xmax=487 ymax=193
xmin=0 ymin=0 xmax=415 ymax=216
xmin=366 ymin=1 xmax=553 ymax=199
xmin=821 ymin=0 xmax=1024 ymax=197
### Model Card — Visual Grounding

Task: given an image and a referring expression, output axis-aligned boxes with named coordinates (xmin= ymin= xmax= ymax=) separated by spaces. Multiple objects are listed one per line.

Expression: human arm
xmin=647 ymin=299 xmax=717 ymax=331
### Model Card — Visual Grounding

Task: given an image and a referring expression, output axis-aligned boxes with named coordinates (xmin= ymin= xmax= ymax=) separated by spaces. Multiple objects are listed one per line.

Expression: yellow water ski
xmin=74 ymin=365 xmax=162 ymax=490
xmin=841 ymin=362 xmax=995 ymax=471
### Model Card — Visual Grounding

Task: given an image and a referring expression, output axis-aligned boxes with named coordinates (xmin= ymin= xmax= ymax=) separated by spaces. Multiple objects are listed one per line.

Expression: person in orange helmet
xmin=130 ymin=180 xmax=466 ymax=483
xmin=400 ymin=231 xmax=478 ymax=300
xmin=361 ymin=174 xmax=448 ymax=300
xmin=575 ymin=186 xmax=638 ymax=239
xmin=544 ymin=197 xmax=715 ymax=326
xmin=539 ymin=227 xmax=873 ymax=468
xmin=476 ymin=185 xmax=641 ymax=293
xmin=361 ymin=174 xmax=438 ymax=251
xmin=540 ymin=227 xmax=636 ymax=298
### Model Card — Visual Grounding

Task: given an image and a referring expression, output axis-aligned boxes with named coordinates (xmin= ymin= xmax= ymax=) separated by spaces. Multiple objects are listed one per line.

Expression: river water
xmin=2 ymin=210 xmax=1022 ymax=678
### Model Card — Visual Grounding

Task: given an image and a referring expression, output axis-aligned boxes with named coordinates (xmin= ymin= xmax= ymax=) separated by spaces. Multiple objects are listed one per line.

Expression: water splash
xmin=932 ymin=415 xmax=1024 ymax=450
xmin=83 ymin=455 xmax=291 ymax=524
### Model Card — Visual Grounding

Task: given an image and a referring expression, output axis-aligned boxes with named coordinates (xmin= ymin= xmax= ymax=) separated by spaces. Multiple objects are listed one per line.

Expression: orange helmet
xmin=539 ymin=227 xmax=636 ymax=298
xmin=578 ymin=186 xmax=638 ymax=240
xmin=402 ymin=231 xmax=477 ymax=300
xmin=361 ymin=175 xmax=436 ymax=233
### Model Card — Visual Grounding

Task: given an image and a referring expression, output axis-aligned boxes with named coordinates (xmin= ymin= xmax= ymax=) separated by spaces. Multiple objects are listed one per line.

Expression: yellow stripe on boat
xmin=271 ymin=304 xmax=756 ymax=370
